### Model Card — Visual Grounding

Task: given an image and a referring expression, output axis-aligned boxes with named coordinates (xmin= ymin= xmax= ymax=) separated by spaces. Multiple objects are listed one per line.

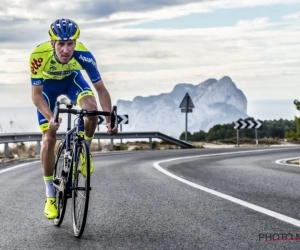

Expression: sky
xmin=1 ymin=0 xmax=300 ymax=119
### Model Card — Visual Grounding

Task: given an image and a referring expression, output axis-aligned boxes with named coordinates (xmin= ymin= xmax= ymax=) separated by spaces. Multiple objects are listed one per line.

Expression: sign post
xmin=179 ymin=93 xmax=195 ymax=141
xmin=97 ymin=124 xmax=101 ymax=151
xmin=233 ymin=119 xmax=262 ymax=147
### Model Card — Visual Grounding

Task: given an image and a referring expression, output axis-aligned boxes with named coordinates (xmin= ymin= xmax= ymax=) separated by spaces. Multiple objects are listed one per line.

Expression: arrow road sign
xmin=98 ymin=115 xmax=129 ymax=125
xmin=233 ymin=121 xmax=239 ymax=129
xmin=234 ymin=120 xmax=262 ymax=129
xmin=98 ymin=116 xmax=105 ymax=125
xmin=117 ymin=115 xmax=129 ymax=124
xmin=255 ymin=120 xmax=262 ymax=128
xmin=247 ymin=120 xmax=255 ymax=129
xmin=241 ymin=120 xmax=247 ymax=129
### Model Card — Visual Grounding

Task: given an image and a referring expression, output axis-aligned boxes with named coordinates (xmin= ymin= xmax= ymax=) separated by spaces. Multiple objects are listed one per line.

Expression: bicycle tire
xmin=53 ymin=140 xmax=68 ymax=227
xmin=72 ymin=140 xmax=90 ymax=238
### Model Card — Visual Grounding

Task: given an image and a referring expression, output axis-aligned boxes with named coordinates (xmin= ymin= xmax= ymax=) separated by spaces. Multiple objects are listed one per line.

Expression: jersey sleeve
xmin=73 ymin=43 xmax=102 ymax=84
xmin=29 ymin=51 xmax=45 ymax=86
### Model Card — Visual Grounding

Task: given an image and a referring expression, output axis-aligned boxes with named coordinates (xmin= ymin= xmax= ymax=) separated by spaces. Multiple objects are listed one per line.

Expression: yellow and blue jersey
xmin=29 ymin=41 xmax=101 ymax=85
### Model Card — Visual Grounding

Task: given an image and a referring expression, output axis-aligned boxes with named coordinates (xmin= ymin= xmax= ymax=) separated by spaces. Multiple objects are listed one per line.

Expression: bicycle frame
xmin=58 ymin=114 xmax=86 ymax=199
xmin=53 ymin=99 xmax=117 ymax=195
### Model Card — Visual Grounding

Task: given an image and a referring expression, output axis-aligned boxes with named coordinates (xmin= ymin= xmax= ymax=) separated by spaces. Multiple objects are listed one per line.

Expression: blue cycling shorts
xmin=37 ymin=71 xmax=95 ymax=132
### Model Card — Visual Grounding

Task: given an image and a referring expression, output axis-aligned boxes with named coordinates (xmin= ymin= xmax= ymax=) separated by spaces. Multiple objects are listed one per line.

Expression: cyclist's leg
xmin=66 ymin=71 xmax=97 ymax=149
xmin=66 ymin=71 xmax=96 ymax=177
xmin=42 ymin=130 xmax=58 ymax=219
xmin=37 ymin=79 xmax=68 ymax=219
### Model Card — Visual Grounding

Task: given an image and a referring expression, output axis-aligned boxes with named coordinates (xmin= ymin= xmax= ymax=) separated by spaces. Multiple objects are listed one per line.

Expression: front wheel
xmin=72 ymin=140 xmax=91 ymax=238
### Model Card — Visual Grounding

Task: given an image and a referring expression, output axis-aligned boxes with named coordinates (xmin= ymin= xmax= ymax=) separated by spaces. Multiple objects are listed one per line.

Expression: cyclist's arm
xmin=29 ymin=51 xmax=54 ymax=122
xmin=31 ymin=85 xmax=54 ymax=121
xmin=73 ymin=46 xmax=113 ymax=123
xmin=93 ymin=79 xmax=113 ymax=123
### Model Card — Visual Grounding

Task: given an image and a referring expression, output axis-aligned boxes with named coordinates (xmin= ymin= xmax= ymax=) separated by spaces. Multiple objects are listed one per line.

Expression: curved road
xmin=1 ymin=146 xmax=300 ymax=249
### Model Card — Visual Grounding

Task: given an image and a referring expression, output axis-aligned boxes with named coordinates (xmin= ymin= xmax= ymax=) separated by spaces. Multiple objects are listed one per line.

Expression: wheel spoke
xmin=53 ymin=141 xmax=68 ymax=227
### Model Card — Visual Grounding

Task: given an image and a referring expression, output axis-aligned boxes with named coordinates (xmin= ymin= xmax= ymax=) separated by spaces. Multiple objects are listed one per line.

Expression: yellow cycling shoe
xmin=44 ymin=197 xmax=58 ymax=219
xmin=80 ymin=153 xmax=94 ymax=178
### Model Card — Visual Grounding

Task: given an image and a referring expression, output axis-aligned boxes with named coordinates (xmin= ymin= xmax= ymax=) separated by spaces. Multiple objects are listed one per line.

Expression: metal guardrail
xmin=0 ymin=131 xmax=195 ymax=158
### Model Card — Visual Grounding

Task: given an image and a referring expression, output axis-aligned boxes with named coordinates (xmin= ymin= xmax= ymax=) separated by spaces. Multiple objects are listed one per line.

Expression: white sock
xmin=44 ymin=176 xmax=55 ymax=198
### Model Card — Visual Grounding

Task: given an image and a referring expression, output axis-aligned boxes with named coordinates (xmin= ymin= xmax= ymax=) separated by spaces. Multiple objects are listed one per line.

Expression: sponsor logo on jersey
xmin=91 ymin=76 xmax=101 ymax=82
xmin=39 ymin=118 xmax=48 ymax=123
xmin=79 ymin=55 xmax=97 ymax=68
xmin=32 ymin=80 xmax=42 ymax=86
xmin=47 ymin=70 xmax=72 ymax=75
xmin=31 ymin=58 xmax=43 ymax=75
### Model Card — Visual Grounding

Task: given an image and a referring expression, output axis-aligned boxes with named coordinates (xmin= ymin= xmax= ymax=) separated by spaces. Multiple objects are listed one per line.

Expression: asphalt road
xmin=1 ymin=146 xmax=300 ymax=249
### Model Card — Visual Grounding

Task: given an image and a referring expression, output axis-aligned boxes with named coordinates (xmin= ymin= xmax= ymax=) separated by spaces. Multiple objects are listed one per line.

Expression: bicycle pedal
xmin=53 ymin=178 xmax=60 ymax=185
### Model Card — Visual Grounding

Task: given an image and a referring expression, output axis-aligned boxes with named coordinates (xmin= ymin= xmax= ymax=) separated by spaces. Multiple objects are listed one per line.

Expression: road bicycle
xmin=52 ymin=98 xmax=117 ymax=238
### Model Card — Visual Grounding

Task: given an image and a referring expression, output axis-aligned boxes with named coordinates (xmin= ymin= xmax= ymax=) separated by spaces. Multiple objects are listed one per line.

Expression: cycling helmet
xmin=49 ymin=18 xmax=80 ymax=41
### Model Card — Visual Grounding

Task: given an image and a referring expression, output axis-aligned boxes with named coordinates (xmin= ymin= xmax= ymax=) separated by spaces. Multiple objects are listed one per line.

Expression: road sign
xmin=117 ymin=115 xmax=129 ymax=124
xmin=234 ymin=119 xmax=262 ymax=147
xmin=181 ymin=108 xmax=193 ymax=113
xmin=179 ymin=93 xmax=195 ymax=109
xmin=98 ymin=116 xmax=105 ymax=125
xmin=98 ymin=115 xmax=129 ymax=125
xmin=234 ymin=119 xmax=262 ymax=129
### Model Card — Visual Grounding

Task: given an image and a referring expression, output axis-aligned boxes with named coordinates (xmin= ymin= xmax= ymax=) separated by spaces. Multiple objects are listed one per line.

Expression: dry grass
xmin=0 ymin=142 xmax=37 ymax=160
xmin=286 ymin=159 xmax=300 ymax=165
xmin=107 ymin=140 xmax=204 ymax=151
xmin=0 ymin=139 xmax=204 ymax=160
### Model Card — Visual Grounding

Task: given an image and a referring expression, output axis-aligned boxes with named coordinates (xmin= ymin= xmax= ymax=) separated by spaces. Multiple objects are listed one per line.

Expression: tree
xmin=193 ymin=130 xmax=206 ymax=141
xmin=179 ymin=131 xmax=193 ymax=141
xmin=286 ymin=100 xmax=300 ymax=138
xmin=294 ymin=99 xmax=300 ymax=111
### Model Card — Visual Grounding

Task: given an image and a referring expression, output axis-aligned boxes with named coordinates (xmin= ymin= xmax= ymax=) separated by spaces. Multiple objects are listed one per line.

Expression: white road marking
xmin=275 ymin=157 xmax=300 ymax=167
xmin=0 ymin=161 xmax=39 ymax=174
xmin=153 ymin=148 xmax=300 ymax=228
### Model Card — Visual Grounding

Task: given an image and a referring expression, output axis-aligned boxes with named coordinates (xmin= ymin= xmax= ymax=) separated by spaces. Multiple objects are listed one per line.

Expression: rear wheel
xmin=72 ymin=140 xmax=90 ymax=238
xmin=53 ymin=140 xmax=68 ymax=227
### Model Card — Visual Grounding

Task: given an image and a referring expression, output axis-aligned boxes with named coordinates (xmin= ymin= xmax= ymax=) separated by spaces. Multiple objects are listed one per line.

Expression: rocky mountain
xmin=116 ymin=76 xmax=248 ymax=138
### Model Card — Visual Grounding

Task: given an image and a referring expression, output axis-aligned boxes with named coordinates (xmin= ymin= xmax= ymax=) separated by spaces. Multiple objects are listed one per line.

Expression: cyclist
xmin=29 ymin=18 xmax=118 ymax=220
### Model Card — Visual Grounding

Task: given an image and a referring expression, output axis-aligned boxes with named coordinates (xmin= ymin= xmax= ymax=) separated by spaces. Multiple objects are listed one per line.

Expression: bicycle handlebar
xmin=53 ymin=100 xmax=117 ymax=129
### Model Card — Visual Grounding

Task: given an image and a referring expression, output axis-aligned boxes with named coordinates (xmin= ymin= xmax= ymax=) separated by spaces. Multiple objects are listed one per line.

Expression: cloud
xmin=281 ymin=12 xmax=300 ymax=20
xmin=0 ymin=0 xmax=297 ymax=29
xmin=0 ymin=0 xmax=206 ymax=23
xmin=236 ymin=17 xmax=271 ymax=29
xmin=1 ymin=0 xmax=300 ymax=108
